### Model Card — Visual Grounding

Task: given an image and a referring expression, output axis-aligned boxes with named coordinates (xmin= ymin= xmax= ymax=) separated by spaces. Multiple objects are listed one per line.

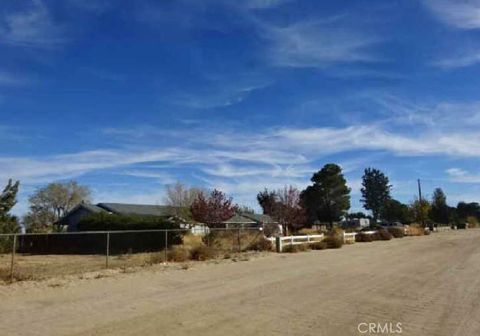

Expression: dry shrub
xmin=282 ymin=244 xmax=310 ymax=253
xmin=203 ymin=230 xmax=238 ymax=251
xmin=190 ymin=245 xmax=216 ymax=261
xmin=148 ymin=252 xmax=165 ymax=264
xmin=247 ymin=237 xmax=273 ymax=251
xmin=467 ymin=216 xmax=478 ymax=228
xmin=356 ymin=232 xmax=373 ymax=242
xmin=297 ymin=228 xmax=321 ymax=235
xmin=323 ymin=236 xmax=343 ymax=249
xmin=310 ymin=241 xmax=328 ymax=250
xmin=167 ymin=246 xmax=190 ymax=262
xmin=377 ymin=229 xmax=393 ymax=241
xmin=406 ymin=225 xmax=425 ymax=236
xmin=387 ymin=226 xmax=405 ymax=238
xmin=183 ymin=234 xmax=203 ymax=249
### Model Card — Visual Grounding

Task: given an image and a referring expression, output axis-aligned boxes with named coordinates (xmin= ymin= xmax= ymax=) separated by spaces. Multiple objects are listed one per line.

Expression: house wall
xmin=66 ymin=208 xmax=96 ymax=232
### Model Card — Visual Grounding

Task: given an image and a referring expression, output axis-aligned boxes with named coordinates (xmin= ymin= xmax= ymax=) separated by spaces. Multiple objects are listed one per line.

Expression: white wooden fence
xmin=267 ymin=234 xmax=324 ymax=252
xmin=268 ymin=231 xmax=378 ymax=252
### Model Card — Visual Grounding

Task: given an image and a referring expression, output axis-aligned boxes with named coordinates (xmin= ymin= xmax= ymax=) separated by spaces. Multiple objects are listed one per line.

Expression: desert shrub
xmin=467 ymin=216 xmax=478 ymax=228
xmin=190 ymin=245 xmax=216 ymax=261
xmin=282 ymin=244 xmax=310 ymax=253
xmin=328 ymin=227 xmax=344 ymax=236
xmin=167 ymin=246 xmax=190 ymax=262
xmin=377 ymin=228 xmax=393 ymax=240
xmin=202 ymin=230 xmax=235 ymax=250
xmin=356 ymin=232 xmax=373 ymax=242
xmin=148 ymin=252 xmax=165 ymax=264
xmin=323 ymin=236 xmax=343 ymax=249
xmin=387 ymin=226 xmax=405 ymax=238
xmin=310 ymin=241 xmax=328 ymax=250
xmin=424 ymin=228 xmax=431 ymax=235
xmin=406 ymin=225 xmax=425 ymax=236
xmin=246 ymin=237 xmax=273 ymax=251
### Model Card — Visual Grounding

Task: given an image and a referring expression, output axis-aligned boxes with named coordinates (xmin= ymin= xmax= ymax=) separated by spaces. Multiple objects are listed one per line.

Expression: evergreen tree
xmin=0 ymin=179 xmax=20 ymax=233
xmin=301 ymin=164 xmax=351 ymax=229
xmin=429 ymin=188 xmax=450 ymax=225
xmin=361 ymin=168 xmax=391 ymax=223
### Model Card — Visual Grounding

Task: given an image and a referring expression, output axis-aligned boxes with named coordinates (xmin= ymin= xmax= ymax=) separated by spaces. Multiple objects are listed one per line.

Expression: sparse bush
xmin=247 ymin=237 xmax=273 ymax=251
xmin=406 ymin=225 xmax=425 ymax=236
xmin=310 ymin=241 xmax=328 ymax=250
xmin=377 ymin=229 xmax=393 ymax=240
xmin=190 ymin=245 xmax=216 ymax=261
xmin=167 ymin=246 xmax=190 ymax=262
xmin=323 ymin=236 xmax=343 ymax=249
xmin=387 ymin=227 xmax=405 ymax=238
xmin=356 ymin=232 xmax=373 ymax=242
xmin=467 ymin=216 xmax=478 ymax=228
xmin=148 ymin=252 xmax=165 ymax=264
xmin=282 ymin=244 xmax=310 ymax=253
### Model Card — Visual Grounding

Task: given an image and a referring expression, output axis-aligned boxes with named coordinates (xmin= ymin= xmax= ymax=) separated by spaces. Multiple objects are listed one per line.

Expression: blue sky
xmin=2 ymin=0 xmax=480 ymax=216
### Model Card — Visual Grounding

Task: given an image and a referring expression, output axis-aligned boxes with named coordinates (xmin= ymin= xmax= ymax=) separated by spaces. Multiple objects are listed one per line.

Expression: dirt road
xmin=1 ymin=230 xmax=480 ymax=336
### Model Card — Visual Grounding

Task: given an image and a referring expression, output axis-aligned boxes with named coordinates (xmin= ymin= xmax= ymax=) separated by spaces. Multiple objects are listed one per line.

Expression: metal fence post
xmin=105 ymin=232 xmax=110 ymax=269
xmin=237 ymin=228 xmax=241 ymax=252
xmin=164 ymin=230 xmax=168 ymax=263
xmin=10 ymin=234 xmax=17 ymax=282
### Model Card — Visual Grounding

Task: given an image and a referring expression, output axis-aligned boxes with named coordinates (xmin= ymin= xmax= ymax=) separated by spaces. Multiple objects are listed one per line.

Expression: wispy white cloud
xmin=245 ymin=0 xmax=290 ymax=9
xmin=446 ymin=167 xmax=480 ymax=183
xmin=424 ymin=0 xmax=480 ymax=29
xmin=259 ymin=18 xmax=380 ymax=68
xmin=0 ymin=0 xmax=67 ymax=48
xmin=433 ymin=49 xmax=480 ymax=69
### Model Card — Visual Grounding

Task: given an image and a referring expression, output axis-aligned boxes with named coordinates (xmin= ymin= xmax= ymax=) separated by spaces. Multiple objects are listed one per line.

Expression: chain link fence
xmin=0 ymin=227 xmax=266 ymax=283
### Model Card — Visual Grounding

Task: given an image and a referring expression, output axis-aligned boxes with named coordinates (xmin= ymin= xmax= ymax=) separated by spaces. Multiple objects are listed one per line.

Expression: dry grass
xmin=296 ymin=228 xmax=321 ymax=235
xmin=406 ymin=225 xmax=426 ymax=236
xmin=283 ymin=244 xmax=310 ymax=253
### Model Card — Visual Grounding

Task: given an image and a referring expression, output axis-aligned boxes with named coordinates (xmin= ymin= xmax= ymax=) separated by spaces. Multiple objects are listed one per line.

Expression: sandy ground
xmin=1 ymin=230 xmax=480 ymax=336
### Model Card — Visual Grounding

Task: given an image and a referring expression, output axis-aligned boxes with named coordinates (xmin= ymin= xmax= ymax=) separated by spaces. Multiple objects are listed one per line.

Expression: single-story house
xmin=222 ymin=212 xmax=278 ymax=230
xmin=60 ymin=202 xmax=278 ymax=233
xmin=60 ymin=202 xmax=183 ymax=232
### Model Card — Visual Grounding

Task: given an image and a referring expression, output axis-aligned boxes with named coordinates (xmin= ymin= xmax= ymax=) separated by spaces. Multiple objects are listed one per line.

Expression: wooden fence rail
xmin=269 ymin=231 xmax=378 ymax=252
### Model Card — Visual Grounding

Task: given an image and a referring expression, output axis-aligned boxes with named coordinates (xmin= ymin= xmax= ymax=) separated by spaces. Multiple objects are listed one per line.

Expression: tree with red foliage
xmin=257 ymin=185 xmax=306 ymax=235
xmin=190 ymin=189 xmax=238 ymax=228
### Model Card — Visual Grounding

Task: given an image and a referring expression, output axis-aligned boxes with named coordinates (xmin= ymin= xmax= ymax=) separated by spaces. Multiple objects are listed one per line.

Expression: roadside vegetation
xmin=1 ymin=162 xmax=479 ymax=283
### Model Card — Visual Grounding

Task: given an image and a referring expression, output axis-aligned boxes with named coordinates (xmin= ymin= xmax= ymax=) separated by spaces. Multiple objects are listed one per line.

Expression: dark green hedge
xmin=77 ymin=213 xmax=180 ymax=231
xmin=19 ymin=213 xmax=185 ymax=255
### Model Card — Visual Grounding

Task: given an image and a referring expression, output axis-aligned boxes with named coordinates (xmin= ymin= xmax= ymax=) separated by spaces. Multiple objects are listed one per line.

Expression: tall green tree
xmin=429 ymin=188 xmax=450 ymax=225
xmin=301 ymin=164 xmax=351 ymax=229
xmin=0 ymin=179 xmax=20 ymax=233
xmin=456 ymin=202 xmax=480 ymax=221
xmin=382 ymin=199 xmax=412 ymax=223
xmin=410 ymin=197 xmax=430 ymax=226
xmin=361 ymin=168 xmax=391 ymax=223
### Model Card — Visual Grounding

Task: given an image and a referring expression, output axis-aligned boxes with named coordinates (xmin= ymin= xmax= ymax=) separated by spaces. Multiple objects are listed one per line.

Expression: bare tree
xmin=26 ymin=181 xmax=91 ymax=231
xmin=163 ymin=182 xmax=204 ymax=221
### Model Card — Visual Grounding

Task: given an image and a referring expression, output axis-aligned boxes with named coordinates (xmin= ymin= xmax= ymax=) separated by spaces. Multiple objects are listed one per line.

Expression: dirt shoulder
xmin=1 ymin=230 xmax=479 ymax=336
